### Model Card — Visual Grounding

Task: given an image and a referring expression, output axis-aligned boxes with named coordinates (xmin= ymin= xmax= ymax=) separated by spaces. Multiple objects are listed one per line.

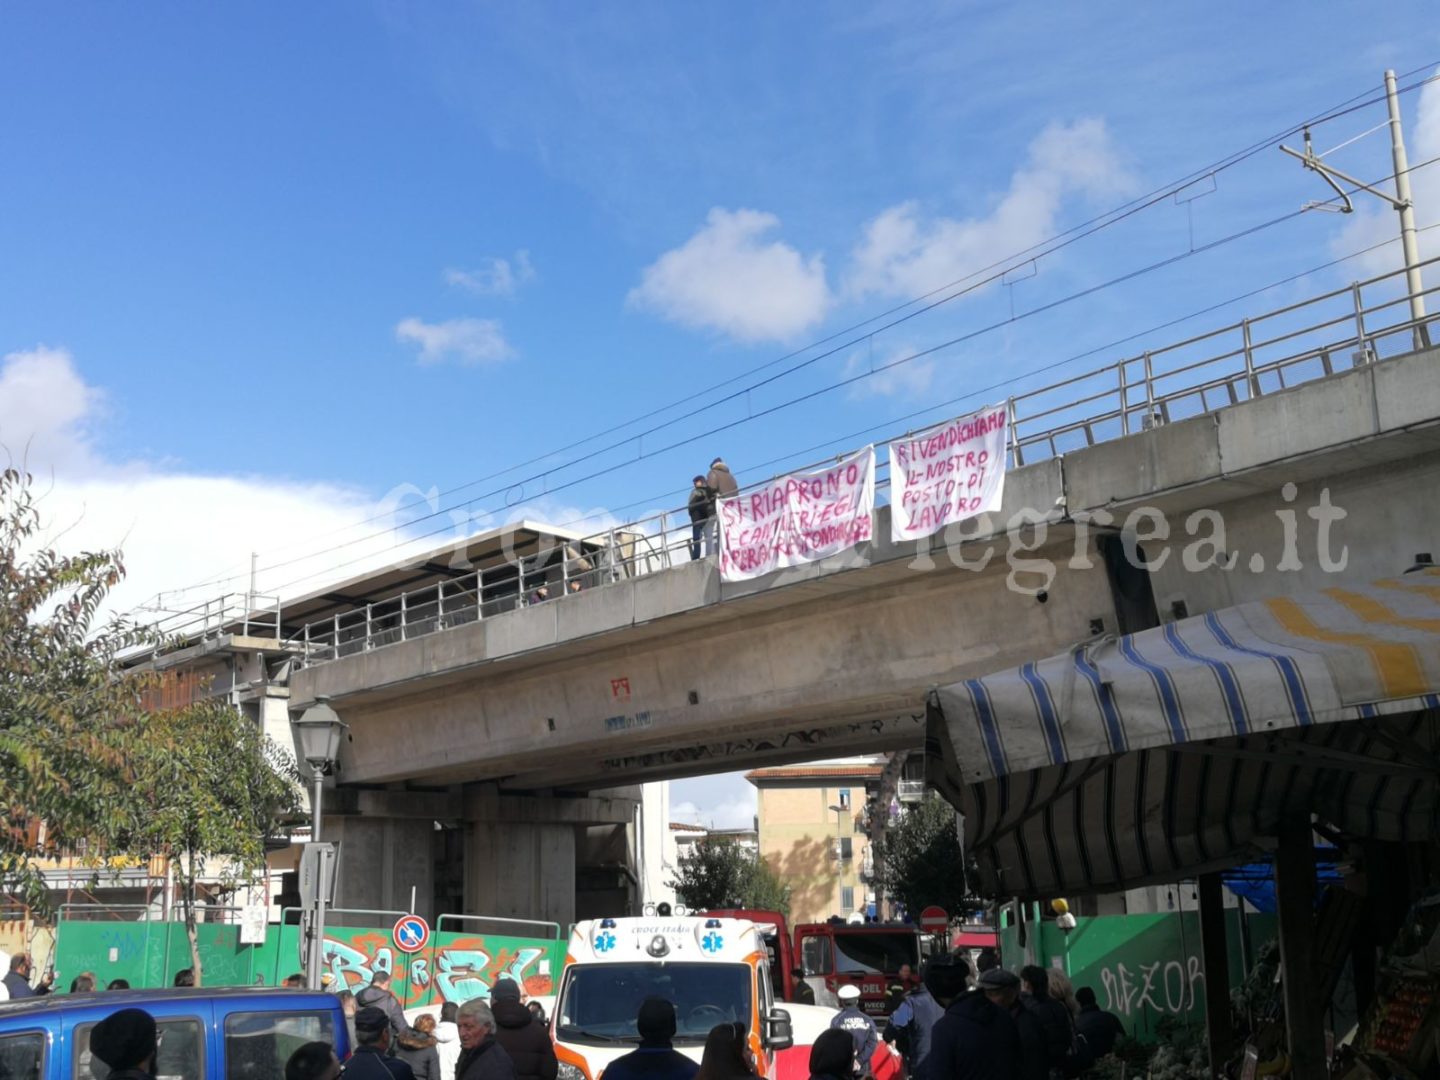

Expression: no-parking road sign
xmin=393 ymin=914 xmax=431 ymax=953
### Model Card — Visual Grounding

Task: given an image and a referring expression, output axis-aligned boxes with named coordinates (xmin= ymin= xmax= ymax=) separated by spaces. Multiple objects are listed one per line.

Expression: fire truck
xmin=704 ymin=909 xmax=925 ymax=1016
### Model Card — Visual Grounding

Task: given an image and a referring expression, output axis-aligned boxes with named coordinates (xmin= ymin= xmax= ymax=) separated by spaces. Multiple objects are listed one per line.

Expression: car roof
xmin=0 ymin=987 xmax=339 ymax=1021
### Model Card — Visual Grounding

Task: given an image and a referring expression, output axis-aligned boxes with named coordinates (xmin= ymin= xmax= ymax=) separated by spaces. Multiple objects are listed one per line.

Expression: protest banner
xmin=718 ymin=447 xmax=875 ymax=582
xmin=888 ymin=403 xmax=1008 ymax=543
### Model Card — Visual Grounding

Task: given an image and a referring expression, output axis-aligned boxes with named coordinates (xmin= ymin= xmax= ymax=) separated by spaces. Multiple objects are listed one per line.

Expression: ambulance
xmin=551 ymin=914 xmax=801 ymax=1080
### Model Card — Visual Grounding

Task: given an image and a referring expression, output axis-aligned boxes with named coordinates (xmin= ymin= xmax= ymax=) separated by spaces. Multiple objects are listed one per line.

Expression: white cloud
xmin=842 ymin=343 xmax=934 ymax=400
xmin=1331 ymin=70 xmax=1440 ymax=277
xmin=444 ymin=251 xmax=536 ymax=297
xmin=0 ymin=347 xmax=641 ymax=638
xmin=628 ymin=208 xmax=831 ymax=343
xmin=848 ymin=118 xmax=1134 ymax=298
xmin=0 ymin=346 xmax=397 ymax=622
xmin=396 ymin=316 xmax=515 ymax=366
xmin=0 ymin=345 xmax=104 ymax=473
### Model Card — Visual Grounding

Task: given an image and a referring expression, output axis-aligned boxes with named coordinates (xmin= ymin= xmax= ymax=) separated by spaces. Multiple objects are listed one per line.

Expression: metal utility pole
xmin=1281 ymin=70 xmax=1430 ymax=349
xmin=1386 ymin=69 xmax=1428 ymax=338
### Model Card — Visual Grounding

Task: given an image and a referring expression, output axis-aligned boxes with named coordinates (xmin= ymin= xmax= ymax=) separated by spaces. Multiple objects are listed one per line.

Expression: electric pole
xmin=1282 ymin=70 xmax=1431 ymax=350
xmin=1386 ymin=69 xmax=1428 ymax=343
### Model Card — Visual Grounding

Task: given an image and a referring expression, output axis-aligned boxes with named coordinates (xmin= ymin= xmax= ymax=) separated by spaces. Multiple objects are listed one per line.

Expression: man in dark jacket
xmin=490 ymin=977 xmax=557 ymax=1080
xmin=1074 ymin=986 xmax=1126 ymax=1059
xmin=4 ymin=953 xmax=51 ymax=998
xmin=885 ymin=973 xmax=944 ymax=1077
xmin=90 ymin=1006 xmax=159 ymax=1080
xmin=808 ymin=1029 xmax=855 ymax=1080
xmin=790 ymin=968 xmax=815 ymax=1006
xmin=600 ymin=998 xmax=698 ymax=1080
xmin=286 ymin=1042 xmax=343 ymax=1080
xmin=357 ymin=970 xmax=409 ymax=1043
xmin=704 ymin=458 xmax=738 ymax=555
xmin=979 ymin=968 xmax=1046 ymax=1080
xmin=1020 ymin=966 xmax=1075 ymax=1079
xmin=349 ymin=1007 xmax=417 ymax=1080
xmin=922 ymin=955 xmax=1018 ymax=1080
xmin=686 ymin=476 xmax=714 ymax=560
xmin=457 ymin=1000 xmax=518 ymax=1080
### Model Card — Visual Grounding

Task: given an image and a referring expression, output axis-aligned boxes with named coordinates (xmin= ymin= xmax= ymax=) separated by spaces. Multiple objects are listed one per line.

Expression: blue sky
xmin=3 ymin=4 xmax=1438 ymax=824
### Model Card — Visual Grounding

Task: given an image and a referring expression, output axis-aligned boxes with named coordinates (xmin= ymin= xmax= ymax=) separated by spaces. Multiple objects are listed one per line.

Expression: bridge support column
xmin=326 ymin=814 xmax=437 ymax=921
xmin=465 ymin=821 xmax=577 ymax=927
xmin=461 ymin=785 xmax=641 ymax=928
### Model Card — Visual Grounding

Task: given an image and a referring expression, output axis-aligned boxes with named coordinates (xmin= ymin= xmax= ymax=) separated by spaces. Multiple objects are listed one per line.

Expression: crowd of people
xmin=868 ymin=952 xmax=1127 ymax=1080
xmin=39 ymin=946 xmax=1127 ymax=1080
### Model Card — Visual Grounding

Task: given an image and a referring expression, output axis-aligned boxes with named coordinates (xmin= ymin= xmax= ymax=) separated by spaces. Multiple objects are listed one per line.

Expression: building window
xmin=837 ymin=789 xmax=851 ymax=810
xmin=838 ymin=837 xmax=853 ymax=861
xmin=841 ymin=885 xmax=855 ymax=912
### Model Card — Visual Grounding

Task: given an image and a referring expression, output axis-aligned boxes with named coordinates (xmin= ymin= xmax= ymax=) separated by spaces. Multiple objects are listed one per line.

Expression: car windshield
xmin=832 ymin=933 xmax=920 ymax=974
xmin=557 ymin=963 xmax=752 ymax=1046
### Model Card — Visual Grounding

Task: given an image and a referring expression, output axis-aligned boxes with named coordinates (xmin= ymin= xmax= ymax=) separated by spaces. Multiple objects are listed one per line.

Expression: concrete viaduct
xmin=285 ymin=344 xmax=1440 ymax=926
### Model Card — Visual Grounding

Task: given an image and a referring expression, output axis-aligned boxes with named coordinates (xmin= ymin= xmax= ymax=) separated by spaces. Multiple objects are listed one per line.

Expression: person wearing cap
xmin=600 ymin=997 xmax=698 ymax=1080
xmin=489 ymin=977 xmax=556 ymax=1080
xmin=357 ymin=969 xmax=410 ymax=1044
xmin=457 ymin=999 xmax=517 ymax=1080
xmin=978 ymin=968 xmax=1045 ymax=1080
xmin=923 ymin=958 xmax=1018 ymax=1080
xmin=828 ymin=984 xmax=878 ymax=1075
xmin=686 ymin=475 xmax=715 ymax=560
xmin=89 ymin=1006 xmax=159 ymax=1080
xmin=349 ymin=1005 xmax=417 ymax=1080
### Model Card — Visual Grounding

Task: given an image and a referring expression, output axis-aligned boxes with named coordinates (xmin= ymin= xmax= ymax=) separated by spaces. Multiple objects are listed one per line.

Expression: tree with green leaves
xmin=126 ymin=700 xmax=299 ymax=985
xmin=871 ymin=795 xmax=979 ymax=918
xmin=1 ymin=467 xmax=300 ymax=985
xmin=0 ymin=466 xmax=157 ymax=912
xmin=669 ymin=838 xmax=791 ymax=915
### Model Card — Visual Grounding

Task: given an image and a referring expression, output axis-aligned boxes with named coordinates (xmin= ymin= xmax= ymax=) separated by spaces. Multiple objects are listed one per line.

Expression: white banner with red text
xmin=888 ymin=404 xmax=1009 ymax=543
xmin=717 ymin=447 xmax=876 ymax=582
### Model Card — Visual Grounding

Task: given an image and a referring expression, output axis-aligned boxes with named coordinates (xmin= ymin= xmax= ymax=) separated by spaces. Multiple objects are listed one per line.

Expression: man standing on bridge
xmin=704 ymin=457 xmax=739 ymax=555
xmin=687 ymin=476 xmax=714 ymax=560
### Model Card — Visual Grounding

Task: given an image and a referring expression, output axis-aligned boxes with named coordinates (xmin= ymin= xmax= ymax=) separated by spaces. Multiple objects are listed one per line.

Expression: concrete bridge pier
xmin=320 ymin=784 xmax=640 ymax=928
xmin=461 ymin=785 xmax=640 ymax=928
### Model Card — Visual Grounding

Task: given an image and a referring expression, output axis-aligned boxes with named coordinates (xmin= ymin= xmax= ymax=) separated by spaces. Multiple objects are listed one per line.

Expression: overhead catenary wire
xmin=141 ymin=68 xmax=1440 ymax=608
xmin=257 ymin=154 xmax=1440 ymax=602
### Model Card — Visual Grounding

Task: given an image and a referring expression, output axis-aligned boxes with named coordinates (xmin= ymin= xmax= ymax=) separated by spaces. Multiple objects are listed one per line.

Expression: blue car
xmin=0 ymin=986 xmax=350 ymax=1080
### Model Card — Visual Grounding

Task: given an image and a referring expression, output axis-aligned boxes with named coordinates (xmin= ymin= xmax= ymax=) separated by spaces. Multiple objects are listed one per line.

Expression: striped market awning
xmin=926 ymin=569 xmax=1440 ymax=899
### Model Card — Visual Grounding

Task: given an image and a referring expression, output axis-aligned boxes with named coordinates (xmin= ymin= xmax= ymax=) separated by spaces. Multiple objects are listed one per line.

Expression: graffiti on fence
xmin=1098 ymin=955 xmax=1205 ymax=1017
xmin=321 ymin=932 xmax=555 ymax=1005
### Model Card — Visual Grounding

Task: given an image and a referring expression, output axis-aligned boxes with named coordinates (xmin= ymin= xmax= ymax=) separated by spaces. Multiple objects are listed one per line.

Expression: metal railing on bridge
xmin=286 ymin=256 xmax=1438 ymax=666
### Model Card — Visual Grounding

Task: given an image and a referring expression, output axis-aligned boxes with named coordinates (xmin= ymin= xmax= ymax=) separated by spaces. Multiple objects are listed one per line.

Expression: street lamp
xmin=290 ymin=698 xmax=347 ymax=990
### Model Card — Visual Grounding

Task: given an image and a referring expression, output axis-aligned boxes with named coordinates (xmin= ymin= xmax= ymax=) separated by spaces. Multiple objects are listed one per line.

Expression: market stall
xmin=925 ymin=568 xmax=1440 ymax=1078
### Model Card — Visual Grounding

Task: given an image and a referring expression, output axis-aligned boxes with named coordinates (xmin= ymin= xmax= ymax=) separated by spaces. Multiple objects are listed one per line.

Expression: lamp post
xmin=291 ymin=699 xmax=347 ymax=990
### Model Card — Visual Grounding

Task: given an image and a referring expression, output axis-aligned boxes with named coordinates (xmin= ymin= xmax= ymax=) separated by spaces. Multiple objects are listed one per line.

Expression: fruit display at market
xmin=1360 ymin=974 xmax=1435 ymax=1061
